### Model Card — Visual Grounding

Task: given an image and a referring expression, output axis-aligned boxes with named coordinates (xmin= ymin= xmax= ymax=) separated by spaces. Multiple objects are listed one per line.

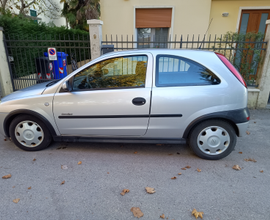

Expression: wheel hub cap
xmin=24 ymin=130 xmax=34 ymax=140
xmin=15 ymin=120 xmax=44 ymax=148
xmin=197 ymin=126 xmax=230 ymax=155
xmin=208 ymin=136 xmax=220 ymax=147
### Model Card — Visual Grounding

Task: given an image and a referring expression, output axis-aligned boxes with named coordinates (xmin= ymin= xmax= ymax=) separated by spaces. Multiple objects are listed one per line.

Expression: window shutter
xmin=136 ymin=8 xmax=172 ymax=28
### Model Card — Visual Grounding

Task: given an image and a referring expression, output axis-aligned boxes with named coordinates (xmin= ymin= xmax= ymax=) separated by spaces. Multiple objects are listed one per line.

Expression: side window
xmin=73 ymin=55 xmax=148 ymax=90
xmin=156 ymin=55 xmax=220 ymax=87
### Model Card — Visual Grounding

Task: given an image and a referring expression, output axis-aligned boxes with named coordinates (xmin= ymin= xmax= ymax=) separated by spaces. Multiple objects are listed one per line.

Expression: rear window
xmin=156 ymin=55 xmax=220 ymax=87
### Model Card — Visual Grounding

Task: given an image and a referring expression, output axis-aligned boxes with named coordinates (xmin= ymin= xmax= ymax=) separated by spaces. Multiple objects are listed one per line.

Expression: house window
xmin=30 ymin=9 xmax=38 ymax=23
xmin=136 ymin=8 xmax=172 ymax=49
xmin=137 ymin=28 xmax=169 ymax=48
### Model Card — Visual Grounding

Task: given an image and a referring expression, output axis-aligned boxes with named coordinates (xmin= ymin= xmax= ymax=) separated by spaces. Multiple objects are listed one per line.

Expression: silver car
xmin=0 ymin=49 xmax=250 ymax=160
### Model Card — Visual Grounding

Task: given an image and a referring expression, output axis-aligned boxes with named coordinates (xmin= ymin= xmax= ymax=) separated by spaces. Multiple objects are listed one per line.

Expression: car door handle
xmin=132 ymin=97 xmax=146 ymax=106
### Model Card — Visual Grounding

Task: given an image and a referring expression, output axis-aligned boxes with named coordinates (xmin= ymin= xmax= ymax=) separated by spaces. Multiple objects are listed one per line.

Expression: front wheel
xmin=189 ymin=120 xmax=237 ymax=160
xmin=9 ymin=115 xmax=52 ymax=151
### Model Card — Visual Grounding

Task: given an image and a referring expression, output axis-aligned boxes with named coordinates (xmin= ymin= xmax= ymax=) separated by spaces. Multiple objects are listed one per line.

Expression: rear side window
xmin=156 ymin=55 xmax=220 ymax=87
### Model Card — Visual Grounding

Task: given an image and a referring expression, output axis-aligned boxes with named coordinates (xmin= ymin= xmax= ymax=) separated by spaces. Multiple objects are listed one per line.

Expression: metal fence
xmin=102 ymin=34 xmax=267 ymax=86
xmin=4 ymin=34 xmax=91 ymax=91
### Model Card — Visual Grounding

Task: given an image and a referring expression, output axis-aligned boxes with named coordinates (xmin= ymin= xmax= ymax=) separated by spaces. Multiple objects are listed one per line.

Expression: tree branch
xmin=25 ymin=0 xmax=35 ymax=8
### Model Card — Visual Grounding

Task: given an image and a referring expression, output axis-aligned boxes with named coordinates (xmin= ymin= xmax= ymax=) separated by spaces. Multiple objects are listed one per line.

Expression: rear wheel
xmin=189 ymin=120 xmax=236 ymax=160
xmin=9 ymin=115 xmax=52 ymax=151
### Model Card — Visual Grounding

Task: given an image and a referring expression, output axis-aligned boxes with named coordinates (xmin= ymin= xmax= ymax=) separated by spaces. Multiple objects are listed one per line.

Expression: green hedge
xmin=0 ymin=14 xmax=90 ymax=78
xmin=0 ymin=14 xmax=88 ymax=37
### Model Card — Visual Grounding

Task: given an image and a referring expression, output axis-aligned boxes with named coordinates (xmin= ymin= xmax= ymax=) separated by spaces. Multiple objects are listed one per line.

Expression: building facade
xmin=100 ymin=0 xmax=270 ymax=41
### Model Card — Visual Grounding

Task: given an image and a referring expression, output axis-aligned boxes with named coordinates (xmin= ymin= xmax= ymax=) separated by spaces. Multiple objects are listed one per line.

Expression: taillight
xmin=215 ymin=52 xmax=247 ymax=88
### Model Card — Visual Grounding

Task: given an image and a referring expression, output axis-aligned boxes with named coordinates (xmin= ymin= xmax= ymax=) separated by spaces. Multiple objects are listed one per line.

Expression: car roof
xmin=99 ymin=49 xmax=215 ymax=58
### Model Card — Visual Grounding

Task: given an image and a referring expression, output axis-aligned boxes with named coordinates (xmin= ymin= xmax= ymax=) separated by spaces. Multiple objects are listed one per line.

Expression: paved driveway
xmin=0 ymin=109 xmax=270 ymax=220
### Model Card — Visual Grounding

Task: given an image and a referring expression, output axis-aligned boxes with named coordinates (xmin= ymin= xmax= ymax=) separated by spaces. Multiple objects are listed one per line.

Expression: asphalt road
xmin=0 ymin=109 xmax=270 ymax=220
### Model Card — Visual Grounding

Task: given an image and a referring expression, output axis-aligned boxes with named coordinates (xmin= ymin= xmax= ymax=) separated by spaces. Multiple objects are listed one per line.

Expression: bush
xmin=215 ymin=31 xmax=265 ymax=86
xmin=0 ymin=14 xmax=90 ymax=78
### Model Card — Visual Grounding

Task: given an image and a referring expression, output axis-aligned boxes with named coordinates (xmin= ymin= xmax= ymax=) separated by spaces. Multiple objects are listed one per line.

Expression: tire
xmin=9 ymin=115 xmax=52 ymax=151
xmin=188 ymin=120 xmax=237 ymax=160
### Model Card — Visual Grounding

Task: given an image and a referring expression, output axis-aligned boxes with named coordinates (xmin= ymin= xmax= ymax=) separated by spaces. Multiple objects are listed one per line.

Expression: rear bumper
xmin=236 ymin=121 xmax=249 ymax=137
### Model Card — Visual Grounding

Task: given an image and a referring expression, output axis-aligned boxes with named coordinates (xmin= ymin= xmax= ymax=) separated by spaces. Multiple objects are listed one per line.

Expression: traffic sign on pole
xmin=48 ymin=48 xmax=57 ymax=60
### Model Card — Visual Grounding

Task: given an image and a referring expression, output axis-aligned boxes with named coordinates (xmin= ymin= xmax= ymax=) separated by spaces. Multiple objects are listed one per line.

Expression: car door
xmin=53 ymin=53 xmax=153 ymax=136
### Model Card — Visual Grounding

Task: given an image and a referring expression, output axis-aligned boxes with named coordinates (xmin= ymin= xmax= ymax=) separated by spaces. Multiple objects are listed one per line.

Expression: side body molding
xmin=4 ymin=109 xmax=57 ymax=137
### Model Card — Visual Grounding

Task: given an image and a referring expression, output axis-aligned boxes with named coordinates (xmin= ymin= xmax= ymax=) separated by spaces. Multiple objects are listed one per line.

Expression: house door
xmin=239 ymin=10 xmax=270 ymax=34
xmin=238 ymin=10 xmax=270 ymax=84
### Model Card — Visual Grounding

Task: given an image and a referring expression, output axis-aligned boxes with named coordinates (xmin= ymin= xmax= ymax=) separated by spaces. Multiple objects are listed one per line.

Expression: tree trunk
xmin=1 ymin=0 xmax=8 ymax=11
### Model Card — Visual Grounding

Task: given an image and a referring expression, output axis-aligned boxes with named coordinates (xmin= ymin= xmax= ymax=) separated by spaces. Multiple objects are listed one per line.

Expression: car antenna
xmin=198 ymin=18 xmax=213 ymax=49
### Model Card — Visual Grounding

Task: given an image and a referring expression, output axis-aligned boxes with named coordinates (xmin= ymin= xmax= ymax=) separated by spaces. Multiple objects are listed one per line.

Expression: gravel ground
xmin=0 ymin=109 xmax=270 ymax=220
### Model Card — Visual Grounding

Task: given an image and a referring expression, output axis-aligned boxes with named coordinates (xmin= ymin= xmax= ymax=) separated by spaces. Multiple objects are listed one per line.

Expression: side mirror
xmin=61 ymin=81 xmax=71 ymax=92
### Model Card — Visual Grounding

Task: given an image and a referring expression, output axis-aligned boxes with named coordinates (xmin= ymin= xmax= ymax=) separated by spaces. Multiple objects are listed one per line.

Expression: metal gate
xmin=4 ymin=34 xmax=91 ymax=91
xmin=102 ymin=33 xmax=267 ymax=86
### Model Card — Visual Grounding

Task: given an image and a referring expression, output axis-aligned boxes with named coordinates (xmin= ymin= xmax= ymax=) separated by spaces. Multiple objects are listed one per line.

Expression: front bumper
xmin=236 ymin=121 xmax=249 ymax=137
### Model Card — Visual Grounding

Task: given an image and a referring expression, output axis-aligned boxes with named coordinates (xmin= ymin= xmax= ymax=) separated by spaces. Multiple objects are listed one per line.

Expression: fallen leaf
xmin=186 ymin=166 xmax=191 ymax=169
xmin=246 ymin=131 xmax=250 ymax=135
xmin=61 ymin=181 xmax=65 ymax=185
xmin=244 ymin=158 xmax=257 ymax=162
xmin=168 ymin=154 xmax=173 ymax=156
xmin=28 ymin=187 xmax=31 ymax=190
xmin=2 ymin=174 xmax=12 ymax=179
xmin=171 ymin=176 xmax=177 ymax=179
xmin=181 ymin=168 xmax=186 ymax=170
xmin=78 ymin=161 xmax=82 ymax=165
xmin=61 ymin=165 xmax=68 ymax=170
xmin=134 ymin=152 xmax=138 ymax=154
xmin=192 ymin=208 xmax=204 ymax=219
xmin=120 ymin=189 xmax=130 ymax=196
xmin=260 ymin=170 xmax=263 ymax=173
xmin=130 ymin=207 xmax=144 ymax=218
xmin=197 ymin=168 xmax=201 ymax=172
xmin=57 ymin=146 xmax=67 ymax=150
xmin=178 ymin=173 xmax=182 ymax=175
xmin=4 ymin=138 xmax=7 ymax=141
xmin=238 ymin=152 xmax=243 ymax=154
xmin=254 ymin=121 xmax=256 ymax=123
xmin=160 ymin=214 xmax=165 ymax=219
xmin=232 ymin=165 xmax=241 ymax=171
xmin=107 ymin=172 xmax=109 ymax=174
xmin=13 ymin=198 xmax=20 ymax=204
xmin=12 ymin=186 xmax=15 ymax=188
xmin=33 ymin=158 xmax=36 ymax=161
xmin=145 ymin=187 xmax=155 ymax=194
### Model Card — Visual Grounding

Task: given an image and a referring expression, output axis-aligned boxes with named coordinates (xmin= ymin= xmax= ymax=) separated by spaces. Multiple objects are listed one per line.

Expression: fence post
xmin=87 ymin=19 xmax=103 ymax=60
xmin=0 ymin=27 xmax=13 ymax=97
xmin=257 ymin=20 xmax=270 ymax=108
